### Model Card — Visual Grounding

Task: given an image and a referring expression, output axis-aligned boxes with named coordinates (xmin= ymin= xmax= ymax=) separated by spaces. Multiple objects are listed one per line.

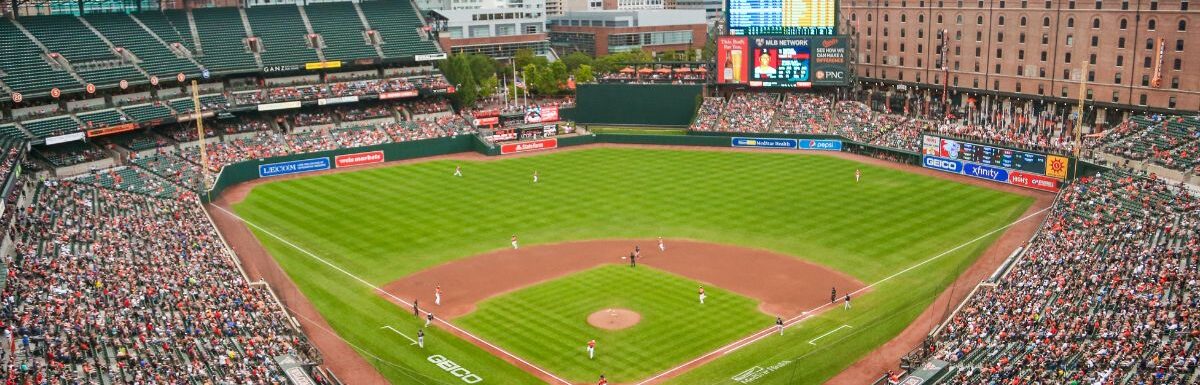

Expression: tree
xmin=477 ymin=74 xmax=499 ymax=99
xmin=573 ymin=64 xmax=595 ymax=83
xmin=513 ymin=48 xmax=548 ymax=71
xmin=438 ymin=54 xmax=479 ymax=107
xmin=562 ymin=51 xmax=593 ymax=71
xmin=549 ymin=61 xmax=568 ymax=91
xmin=467 ymin=54 xmax=498 ymax=81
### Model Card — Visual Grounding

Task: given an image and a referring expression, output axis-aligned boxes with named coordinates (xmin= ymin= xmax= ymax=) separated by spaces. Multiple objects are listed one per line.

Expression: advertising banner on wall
xmin=258 ymin=157 xmax=331 ymax=178
xmin=717 ymin=36 xmax=750 ymax=84
xmin=500 ymin=138 xmax=558 ymax=154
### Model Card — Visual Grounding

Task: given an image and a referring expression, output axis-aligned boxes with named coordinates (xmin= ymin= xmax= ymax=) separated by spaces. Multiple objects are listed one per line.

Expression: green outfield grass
xmin=457 ymin=265 xmax=772 ymax=383
xmin=233 ymin=147 xmax=1035 ymax=384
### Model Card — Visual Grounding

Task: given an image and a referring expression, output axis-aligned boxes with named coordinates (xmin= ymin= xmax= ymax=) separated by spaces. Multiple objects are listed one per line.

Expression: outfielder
xmin=587 ymin=339 xmax=596 ymax=359
xmin=511 ymin=234 xmax=519 ymax=249
xmin=435 ymin=285 xmax=442 ymax=306
xmin=454 ymin=165 xmax=462 ymax=177
xmin=698 ymin=285 xmax=706 ymax=304
xmin=533 ymin=170 xmax=539 ymax=183
xmin=855 ymin=169 xmax=861 ymax=183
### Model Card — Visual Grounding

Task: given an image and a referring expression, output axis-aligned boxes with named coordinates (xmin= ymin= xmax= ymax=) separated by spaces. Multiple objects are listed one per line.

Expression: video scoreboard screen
xmin=727 ymin=0 xmax=837 ymax=36
xmin=722 ymin=36 xmax=849 ymax=87
xmin=922 ymin=135 xmax=1070 ymax=179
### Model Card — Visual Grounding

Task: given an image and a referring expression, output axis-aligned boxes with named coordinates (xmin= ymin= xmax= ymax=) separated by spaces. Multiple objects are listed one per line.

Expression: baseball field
xmin=227 ymin=146 xmax=1039 ymax=384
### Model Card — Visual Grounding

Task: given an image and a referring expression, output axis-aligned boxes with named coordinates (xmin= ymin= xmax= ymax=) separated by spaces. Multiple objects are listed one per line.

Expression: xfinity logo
xmin=428 ymin=355 xmax=483 ymax=383
xmin=923 ymin=156 xmax=961 ymax=173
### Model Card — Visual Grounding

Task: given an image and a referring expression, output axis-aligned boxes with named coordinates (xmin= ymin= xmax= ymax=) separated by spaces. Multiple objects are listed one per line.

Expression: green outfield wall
xmin=574 ymin=84 xmax=703 ymax=126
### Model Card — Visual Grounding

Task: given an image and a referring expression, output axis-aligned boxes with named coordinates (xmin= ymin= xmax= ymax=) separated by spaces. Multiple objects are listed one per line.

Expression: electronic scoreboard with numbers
xmin=922 ymin=135 xmax=1070 ymax=180
xmin=727 ymin=0 xmax=837 ymax=36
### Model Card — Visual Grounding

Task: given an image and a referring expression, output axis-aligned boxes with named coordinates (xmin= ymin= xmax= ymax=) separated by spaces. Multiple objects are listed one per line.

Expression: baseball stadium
xmin=0 ymin=0 xmax=1196 ymax=384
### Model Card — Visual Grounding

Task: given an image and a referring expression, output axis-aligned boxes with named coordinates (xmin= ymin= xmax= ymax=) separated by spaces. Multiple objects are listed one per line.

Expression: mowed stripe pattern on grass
xmin=456 ymin=265 xmax=772 ymax=383
xmin=233 ymin=147 xmax=1035 ymax=385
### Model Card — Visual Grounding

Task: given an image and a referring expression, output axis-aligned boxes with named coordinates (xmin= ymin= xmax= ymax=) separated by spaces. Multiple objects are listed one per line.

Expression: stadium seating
xmin=191 ymin=7 xmax=257 ymax=73
xmin=76 ymin=108 xmax=127 ymax=128
xmin=83 ymin=13 xmax=200 ymax=79
xmin=19 ymin=14 xmax=146 ymax=87
xmin=0 ymin=123 xmax=30 ymax=140
xmin=358 ymin=0 xmax=439 ymax=58
xmin=119 ymin=102 xmax=174 ymax=121
xmin=34 ymin=140 xmax=107 ymax=166
xmin=135 ymin=10 xmax=197 ymax=54
xmin=917 ymin=171 xmax=1200 ymax=384
xmin=245 ymin=5 xmax=319 ymax=67
xmin=305 ymin=2 xmax=379 ymax=61
xmin=2 ymin=182 xmax=323 ymax=384
xmin=0 ymin=18 xmax=82 ymax=95
xmin=20 ymin=115 xmax=80 ymax=138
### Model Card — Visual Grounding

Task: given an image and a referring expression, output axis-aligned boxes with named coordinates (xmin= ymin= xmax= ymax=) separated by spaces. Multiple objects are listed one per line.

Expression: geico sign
xmin=923 ymin=156 xmax=961 ymax=173
xmin=428 ymin=355 xmax=483 ymax=383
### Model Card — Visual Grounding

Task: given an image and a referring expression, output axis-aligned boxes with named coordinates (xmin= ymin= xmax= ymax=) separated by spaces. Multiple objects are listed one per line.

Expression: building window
xmin=1043 ymin=17 xmax=1050 ymax=27
xmin=1092 ymin=18 xmax=1100 ymax=28
xmin=1113 ymin=91 xmax=1120 ymax=102
xmin=1172 ymin=77 xmax=1180 ymax=89
xmin=1142 ymin=74 xmax=1151 ymax=86
xmin=1177 ymin=39 xmax=1184 ymax=51
xmin=1095 ymin=0 xmax=1102 ymax=8
xmin=1019 ymin=32 xmax=1026 ymax=43
xmin=1180 ymin=20 xmax=1188 ymax=31
xmin=1144 ymin=57 xmax=1152 ymax=67
xmin=1169 ymin=96 xmax=1177 ymax=109
xmin=1148 ymin=19 xmax=1156 ymax=30
xmin=996 ymin=48 xmax=1003 ymax=58
xmin=1174 ymin=58 xmax=1182 ymax=70
xmin=998 ymin=16 xmax=1005 ymax=25
xmin=1114 ymin=72 xmax=1122 ymax=83
xmin=1116 ymin=55 xmax=1124 ymax=66
xmin=1091 ymin=36 xmax=1099 ymax=46
xmin=997 ymin=32 xmax=1004 ymax=42
xmin=1139 ymin=94 xmax=1147 ymax=105
xmin=1146 ymin=38 xmax=1154 ymax=49
xmin=1090 ymin=53 xmax=1097 ymax=64
xmin=1118 ymin=37 xmax=1126 ymax=48
xmin=1061 ymin=86 xmax=1069 ymax=97
xmin=1020 ymin=16 xmax=1027 ymax=26
xmin=1120 ymin=18 xmax=1127 ymax=29
xmin=977 ymin=15 xmax=984 ymax=25
xmin=1041 ymin=51 xmax=1048 ymax=61
xmin=1018 ymin=49 xmax=1025 ymax=59
xmin=1067 ymin=18 xmax=1074 ymax=28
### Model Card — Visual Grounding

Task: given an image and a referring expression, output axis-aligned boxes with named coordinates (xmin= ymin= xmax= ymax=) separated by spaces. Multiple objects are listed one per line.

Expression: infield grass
xmin=457 ymin=265 xmax=772 ymax=383
xmin=233 ymin=147 xmax=1036 ymax=384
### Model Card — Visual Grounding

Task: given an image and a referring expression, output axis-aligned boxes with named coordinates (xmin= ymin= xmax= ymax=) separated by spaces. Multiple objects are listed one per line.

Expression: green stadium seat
xmin=305 ymin=2 xmax=378 ymax=61
xmin=136 ymin=11 xmax=196 ymax=53
xmin=77 ymin=109 xmax=127 ymax=128
xmin=245 ymin=5 xmax=319 ymax=67
xmin=0 ymin=123 xmax=31 ymax=140
xmin=0 ymin=18 xmax=83 ymax=95
xmin=120 ymin=103 xmax=173 ymax=122
xmin=191 ymin=7 xmax=257 ymax=73
xmin=22 ymin=116 xmax=81 ymax=138
xmin=84 ymin=14 xmax=200 ymax=79
xmin=358 ymin=0 xmax=439 ymax=59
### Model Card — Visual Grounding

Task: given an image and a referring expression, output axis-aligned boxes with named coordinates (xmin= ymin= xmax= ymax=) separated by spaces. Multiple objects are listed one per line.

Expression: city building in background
xmin=845 ymin=0 xmax=1199 ymax=115
xmin=547 ymin=9 xmax=706 ymax=56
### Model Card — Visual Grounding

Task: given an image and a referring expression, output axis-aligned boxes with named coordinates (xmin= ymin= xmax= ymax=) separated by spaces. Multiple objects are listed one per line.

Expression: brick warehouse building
xmin=844 ymin=0 xmax=1199 ymax=117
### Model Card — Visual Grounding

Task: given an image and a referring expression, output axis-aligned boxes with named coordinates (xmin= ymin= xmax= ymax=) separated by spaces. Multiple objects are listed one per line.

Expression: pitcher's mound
xmin=587 ymin=308 xmax=641 ymax=330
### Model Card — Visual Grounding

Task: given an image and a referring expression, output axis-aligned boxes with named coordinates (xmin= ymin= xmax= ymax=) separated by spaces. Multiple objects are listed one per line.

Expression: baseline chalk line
xmin=808 ymin=324 xmax=853 ymax=346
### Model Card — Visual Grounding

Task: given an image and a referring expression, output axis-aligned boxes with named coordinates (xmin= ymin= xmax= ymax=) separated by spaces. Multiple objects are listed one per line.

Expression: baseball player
xmin=776 ymin=317 xmax=784 ymax=335
xmin=511 ymin=234 xmax=519 ymax=249
xmin=413 ymin=299 xmax=419 ymax=316
xmin=597 ymin=374 xmax=608 ymax=385
xmin=629 ymin=252 xmax=636 ymax=268
xmin=425 ymin=312 xmax=434 ymax=327
xmin=417 ymin=329 xmax=425 ymax=348
xmin=658 ymin=237 xmax=665 ymax=252
xmin=634 ymin=245 xmax=640 ymax=259
xmin=698 ymin=285 xmax=706 ymax=304
xmin=533 ymin=170 xmax=539 ymax=183
xmin=587 ymin=339 xmax=596 ymax=359
xmin=454 ymin=165 xmax=462 ymax=177
xmin=855 ymin=169 xmax=861 ymax=183
xmin=435 ymin=285 xmax=442 ymax=306
xmin=844 ymin=293 xmax=852 ymax=310
xmin=831 ymin=287 xmax=837 ymax=304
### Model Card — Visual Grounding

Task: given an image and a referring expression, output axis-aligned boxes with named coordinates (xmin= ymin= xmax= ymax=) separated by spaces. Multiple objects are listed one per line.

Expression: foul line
xmin=381 ymin=325 xmax=419 ymax=345
xmin=634 ymin=205 xmax=1049 ymax=385
xmin=209 ymin=205 xmax=573 ymax=385
xmin=807 ymin=325 xmax=852 ymax=346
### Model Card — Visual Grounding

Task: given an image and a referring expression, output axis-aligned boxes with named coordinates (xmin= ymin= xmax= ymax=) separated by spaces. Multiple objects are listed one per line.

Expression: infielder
xmin=658 ymin=237 xmax=665 ymax=252
xmin=776 ymin=317 xmax=784 ymax=335
xmin=417 ymin=329 xmax=425 ymax=348
xmin=435 ymin=285 xmax=442 ymax=306
xmin=844 ymin=293 xmax=852 ymax=310
xmin=831 ymin=287 xmax=837 ymax=304
xmin=425 ymin=312 xmax=434 ymax=327
xmin=413 ymin=299 xmax=419 ymax=316
xmin=454 ymin=165 xmax=462 ymax=177
xmin=511 ymin=234 xmax=519 ymax=249
xmin=629 ymin=252 xmax=636 ymax=268
xmin=698 ymin=285 xmax=706 ymax=304
xmin=587 ymin=339 xmax=596 ymax=359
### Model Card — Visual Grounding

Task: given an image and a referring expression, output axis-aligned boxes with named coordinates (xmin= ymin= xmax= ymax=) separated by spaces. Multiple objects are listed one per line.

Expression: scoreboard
xmin=728 ymin=0 xmax=837 ymax=36
xmin=717 ymin=36 xmax=849 ymax=87
xmin=921 ymin=134 xmax=1070 ymax=192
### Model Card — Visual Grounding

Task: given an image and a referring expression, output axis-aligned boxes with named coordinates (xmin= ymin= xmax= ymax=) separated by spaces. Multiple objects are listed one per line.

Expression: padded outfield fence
xmin=201 ymin=130 xmax=1104 ymax=202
